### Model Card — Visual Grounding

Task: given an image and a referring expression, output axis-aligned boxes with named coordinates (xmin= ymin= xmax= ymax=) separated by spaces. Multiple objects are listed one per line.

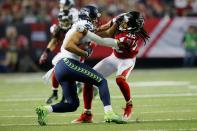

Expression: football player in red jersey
xmin=72 ymin=11 xmax=150 ymax=123
xmin=39 ymin=0 xmax=79 ymax=104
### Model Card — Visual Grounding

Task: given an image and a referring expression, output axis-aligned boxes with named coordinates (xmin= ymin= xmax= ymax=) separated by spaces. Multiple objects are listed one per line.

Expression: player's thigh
xmin=93 ymin=55 xmax=117 ymax=78
xmin=61 ymin=58 xmax=106 ymax=87
xmin=116 ymin=58 xmax=136 ymax=78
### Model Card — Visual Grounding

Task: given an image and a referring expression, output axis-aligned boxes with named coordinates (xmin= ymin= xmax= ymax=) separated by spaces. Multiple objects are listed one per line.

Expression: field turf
xmin=0 ymin=68 xmax=197 ymax=131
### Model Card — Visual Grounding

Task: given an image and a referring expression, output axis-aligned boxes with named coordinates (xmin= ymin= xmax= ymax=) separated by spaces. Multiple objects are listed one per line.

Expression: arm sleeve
xmin=86 ymin=31 xmax=118 ymax=48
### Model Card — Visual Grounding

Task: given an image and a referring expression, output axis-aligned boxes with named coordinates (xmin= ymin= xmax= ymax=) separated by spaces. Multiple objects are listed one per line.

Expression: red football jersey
xmin=114 ymin=32 xmax=142 ymax=59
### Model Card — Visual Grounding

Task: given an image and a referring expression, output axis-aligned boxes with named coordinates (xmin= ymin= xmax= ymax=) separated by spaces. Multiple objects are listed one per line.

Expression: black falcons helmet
xmin=79 ymin=5 xmax=101 ymax=22
xmin=124 ymin=11 xmax=144 ymax=32
xmin=59 ymin=0 xmax=75 ymax=10
xmin=58 ymin=10 xmax=73 ymax=30
xmin=58 ymin=10 xmax=72 ymax=22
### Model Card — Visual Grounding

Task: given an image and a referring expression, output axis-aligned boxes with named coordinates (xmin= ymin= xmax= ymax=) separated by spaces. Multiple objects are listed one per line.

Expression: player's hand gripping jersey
xmin=114 ymin=32 xmax=141 ymax=59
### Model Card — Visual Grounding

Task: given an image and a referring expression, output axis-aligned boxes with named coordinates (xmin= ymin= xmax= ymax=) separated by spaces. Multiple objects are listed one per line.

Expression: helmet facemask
xmin=58 ymin=10 xmax=73 ymax=30
xmin=119 ymin=11 xmax=144 ymax=33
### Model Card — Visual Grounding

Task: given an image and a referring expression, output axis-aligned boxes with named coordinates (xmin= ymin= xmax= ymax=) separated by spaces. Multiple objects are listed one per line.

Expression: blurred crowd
xmin=0 ymin=0 xmax=197 ymax=72
xmin=0 ymin=0 xmax=197 ymax=24
xmin=0 ymin=25 xmax=41 ymax=72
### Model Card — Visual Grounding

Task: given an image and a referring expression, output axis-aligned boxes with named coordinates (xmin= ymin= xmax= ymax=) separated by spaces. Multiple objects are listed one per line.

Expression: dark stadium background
xmin=0 ymin=0 xmax=196 ymax=71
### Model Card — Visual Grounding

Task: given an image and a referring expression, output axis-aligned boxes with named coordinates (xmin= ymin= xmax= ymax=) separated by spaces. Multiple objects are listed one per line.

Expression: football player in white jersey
xmin=35 ymin=5 xmax=128 ymax=126
xmin=72 ymin=11 xmax=150 ymax=123
xmin=39 ymin=0 xmax=79 ymax=104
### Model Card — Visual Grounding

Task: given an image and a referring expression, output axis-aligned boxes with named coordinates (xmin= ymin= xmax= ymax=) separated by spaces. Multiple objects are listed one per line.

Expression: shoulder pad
xmin=72 ymin=20 xmax=94 ymax=31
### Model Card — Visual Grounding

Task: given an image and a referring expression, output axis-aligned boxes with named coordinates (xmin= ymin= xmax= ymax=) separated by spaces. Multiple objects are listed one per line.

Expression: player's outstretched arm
xmin=76 ymin=26 xmax=119 ymax=49
xmin=86 ymin=31 xmax=119 ymax=48
xmin=96 ymin=15 xmax=124 ymax=37
xmin=96 ymin=22 xmax=118 ymax=37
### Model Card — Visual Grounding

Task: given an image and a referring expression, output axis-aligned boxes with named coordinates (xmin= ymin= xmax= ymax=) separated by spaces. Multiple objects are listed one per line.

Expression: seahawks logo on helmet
xmin=79 ymin=5 xmax=101 ymax=22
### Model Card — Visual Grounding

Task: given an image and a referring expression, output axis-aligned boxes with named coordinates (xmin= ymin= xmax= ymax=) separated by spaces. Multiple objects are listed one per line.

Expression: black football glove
xmin=114 ymin=15 xmax=125 ymax=26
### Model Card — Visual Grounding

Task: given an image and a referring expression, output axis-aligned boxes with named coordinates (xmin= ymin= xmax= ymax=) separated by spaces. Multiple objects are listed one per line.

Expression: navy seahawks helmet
xmin=79 ymin=5 xmax=101 ymax=22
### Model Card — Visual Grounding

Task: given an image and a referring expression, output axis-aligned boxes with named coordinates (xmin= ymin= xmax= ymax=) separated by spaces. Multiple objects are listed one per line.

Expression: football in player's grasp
xmin=78 ymin=43 xmax=93 ymax=57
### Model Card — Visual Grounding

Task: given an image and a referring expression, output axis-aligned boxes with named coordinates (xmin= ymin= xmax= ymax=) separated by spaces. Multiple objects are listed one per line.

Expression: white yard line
xmin=0 ymin=118 xmax=197 ymax=127
xmin=3 ymin=77 xmax=42 ymax=84
xmin=112 ymin=93 xmax=197 ymax=98
xmin=108 ymin=80 xmax=191 ymax=87
xmin=188 ymin=85 xmax=197 ymax=89
xmin=133 ymin=81 xmax=190 ymax=87
xmin=1 ymin=102 xmax=197 ymax=111
xmin=140 ymin=110 xmax=196 ymax=114
xmin=2 ymin=78 xmax=192 ymax=88
xmin=137 ymin=128 xmax=197 ymax=131
xmin=0 ymin=109 xmax=196 ymax=118
xmin=0 ymin=93 xmax=197 ymax=102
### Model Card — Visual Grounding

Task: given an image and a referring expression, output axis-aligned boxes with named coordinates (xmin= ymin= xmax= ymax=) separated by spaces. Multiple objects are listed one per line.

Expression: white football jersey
xmin=60 ymin=20 xmax=94 ymax=61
